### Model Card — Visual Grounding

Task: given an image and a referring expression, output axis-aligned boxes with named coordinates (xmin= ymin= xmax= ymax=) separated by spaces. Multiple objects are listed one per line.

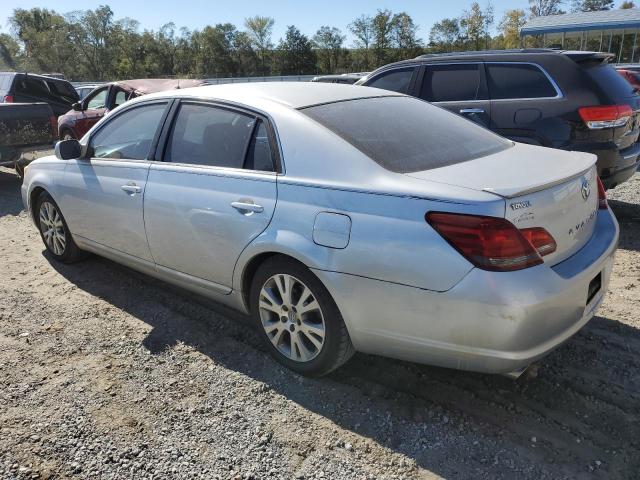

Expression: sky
xmin=0 ymin=0 xmax=533 ymax=43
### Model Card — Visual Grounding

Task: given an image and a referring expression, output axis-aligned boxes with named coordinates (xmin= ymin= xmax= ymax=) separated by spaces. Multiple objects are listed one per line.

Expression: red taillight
xmin=2 ymin=95 xmax=13 ymax=103
xmin=597 ymin=176 xmax=607 ymax=209
xmin=520 ymin=227 xmax=557 ymax=256
xmin=426 ymin=212 xmax=544 ymax=272
xmin=49 ymin=115 xmax=58 ymax=138
xmin=578 ymin=105 xmax=632 ymax=129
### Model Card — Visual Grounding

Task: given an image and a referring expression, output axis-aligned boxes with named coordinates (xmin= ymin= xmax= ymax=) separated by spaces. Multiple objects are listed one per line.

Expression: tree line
xmin=0 ymin=0 xmax=634 ymax=81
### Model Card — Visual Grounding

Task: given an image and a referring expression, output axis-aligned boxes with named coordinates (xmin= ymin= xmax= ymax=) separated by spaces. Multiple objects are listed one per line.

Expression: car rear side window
xmin=486 ymin=63 xmax=558 ymax=100
xmin=244 ymin=120 xmax=274 ymax=172
xmin=17 ymin=78 xmax=49 ymax=97
xmin=586 ymin=64 xmax=636 ymax=100
xmin=366 ymin=68 xmax=415 ymax=94
xmin=420 ymin=64 xmax=484 ymax=102
xmin=90 ymin=102 xmax=167 ymax=160
xmin=166 ymin=103 xmax=256 ymax=169
xmin=301 ymin=96 xmax=512 ymax=173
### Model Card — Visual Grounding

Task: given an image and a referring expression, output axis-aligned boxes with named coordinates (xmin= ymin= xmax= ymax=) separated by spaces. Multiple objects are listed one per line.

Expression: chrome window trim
xmin=484 ymin=61 xmax=564 ymax=101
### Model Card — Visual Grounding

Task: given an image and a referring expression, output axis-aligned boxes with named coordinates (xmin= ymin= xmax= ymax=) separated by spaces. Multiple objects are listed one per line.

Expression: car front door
xmin=143 ymin=101 xmax=278 ymax=292
xmin=58 ymin=100 xmax=170 ymax=262
xmin=75 ymin=86 xmax=110 ymax=137
xmin=416 ymin=63 xmax=491 ymax=128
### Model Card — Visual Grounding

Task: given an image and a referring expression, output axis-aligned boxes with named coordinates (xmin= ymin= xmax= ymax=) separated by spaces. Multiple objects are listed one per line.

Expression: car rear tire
xmin=250 ymin=255 xmax=355 ymax=377
xmin=35 ymin=191 xmax=85 ymax=263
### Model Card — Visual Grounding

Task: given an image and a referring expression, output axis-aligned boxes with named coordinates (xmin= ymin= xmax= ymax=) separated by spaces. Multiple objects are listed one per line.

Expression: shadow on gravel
xmin=0 ymin=168 xmax=23 ymax=217
xmin=45 ymin=250 xmax=640 ymax=479
xmin=610 ymin=200 xmax=640 ymax=252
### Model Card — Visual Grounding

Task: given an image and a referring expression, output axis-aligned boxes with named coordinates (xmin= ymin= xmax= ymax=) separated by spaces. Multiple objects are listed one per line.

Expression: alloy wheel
xmin=258 ymin=274 xmax=326 ymax=362
xmin=39 ymin=201 xmax=66 ymax=256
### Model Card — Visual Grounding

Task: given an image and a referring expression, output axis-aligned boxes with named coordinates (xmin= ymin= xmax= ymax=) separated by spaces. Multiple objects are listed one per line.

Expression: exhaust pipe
xmin=503 ymin=364 xmax=539 ymax=380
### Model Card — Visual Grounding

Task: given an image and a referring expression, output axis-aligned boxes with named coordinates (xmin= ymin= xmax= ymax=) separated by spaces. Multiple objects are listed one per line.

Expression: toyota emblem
xmin=581 ymin=179 xmax=591 ymax=201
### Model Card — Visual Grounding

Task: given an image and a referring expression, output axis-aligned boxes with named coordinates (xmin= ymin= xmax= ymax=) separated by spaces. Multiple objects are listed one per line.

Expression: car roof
xmin=140 ymin=81 xmax=396 ymax=109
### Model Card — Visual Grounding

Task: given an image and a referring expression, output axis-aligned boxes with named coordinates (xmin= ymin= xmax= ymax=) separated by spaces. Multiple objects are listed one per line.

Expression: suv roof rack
xmin=414 ymin=48 xmax=561 ymax=59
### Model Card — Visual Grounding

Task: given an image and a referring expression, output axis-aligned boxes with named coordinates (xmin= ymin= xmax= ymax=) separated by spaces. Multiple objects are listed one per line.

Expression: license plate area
xmin=586 ymin=272 xmax=602 ymax=306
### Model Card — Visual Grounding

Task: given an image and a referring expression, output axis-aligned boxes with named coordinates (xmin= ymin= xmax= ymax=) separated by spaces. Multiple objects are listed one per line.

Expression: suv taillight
xmin=597 ymin=176 xmax=607 ymax=209
xmin=426 ymin=212 xmax=550 ymax=272
xmin=578 ymin=105 xmax=632 ymax=129
xmin=2 ymin=95 xmax=13 ymax=103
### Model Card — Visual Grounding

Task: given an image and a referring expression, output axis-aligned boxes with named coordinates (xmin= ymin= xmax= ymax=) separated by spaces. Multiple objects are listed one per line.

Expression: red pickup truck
xmin=57 ymin=79 xmax=208 ymax=140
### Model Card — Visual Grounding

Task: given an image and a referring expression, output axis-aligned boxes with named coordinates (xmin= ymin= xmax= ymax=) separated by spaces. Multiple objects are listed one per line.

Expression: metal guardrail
xmin=72 ymin=75 xmax=317 ymax=88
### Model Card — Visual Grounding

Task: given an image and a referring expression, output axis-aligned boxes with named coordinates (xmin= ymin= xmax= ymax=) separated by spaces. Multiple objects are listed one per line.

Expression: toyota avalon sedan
xmin=21 ymin=83 xmax=619 ymax=378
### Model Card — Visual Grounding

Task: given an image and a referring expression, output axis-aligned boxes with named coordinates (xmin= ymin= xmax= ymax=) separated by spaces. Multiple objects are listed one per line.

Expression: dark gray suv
xmin=356 ymin=49 xmax=640 ymax=189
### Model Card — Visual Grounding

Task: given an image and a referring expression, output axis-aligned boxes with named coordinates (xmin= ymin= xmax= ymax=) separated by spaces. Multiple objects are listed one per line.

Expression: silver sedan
xmin=21 ymin=83 xmax=619 ymax=377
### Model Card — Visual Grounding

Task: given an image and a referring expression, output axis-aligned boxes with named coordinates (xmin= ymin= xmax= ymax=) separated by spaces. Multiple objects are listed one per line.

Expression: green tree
xmin=460 ymin=2 xmax=494 ymax=50
xmin=498 ymin=9 xmax=527 ymax=49
xmin=277 ymin=25 xmax=316 ymax=75
xmin=571 ymin=0 xmax=614 ymax=10
xmin=0 ymin=33 xmax=20 ymax=70
xmin=429 ymin=18 xmax=462 ymax=52
xmin=244 ymin=15 xmax=274 ymax=76
xmin=371 ymin=9 xmax=394 ymax=66
xmin=313 ymin=26 xmax=345 ymax=74
xmin=529 ymin=0 xmax=565 ymax=16
xmin=391 ymin=12 xmax=422 ymax=60
xmin=348 ymin=14 xmax=374 ymax=70
xmin=620 ymin=1 xmax=635 ymax=7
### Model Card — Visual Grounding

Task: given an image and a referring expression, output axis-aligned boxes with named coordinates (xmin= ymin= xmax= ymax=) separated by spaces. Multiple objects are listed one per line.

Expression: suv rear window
xmin=487 ymin=63 xmax=558 ymax=100
xmin=0 ymin=73 xmax=13 ymax=92
xmin=301 ymin=96 xmax=512 ymax=173
xmin=586 ymin=64 xmax=636 ymax=100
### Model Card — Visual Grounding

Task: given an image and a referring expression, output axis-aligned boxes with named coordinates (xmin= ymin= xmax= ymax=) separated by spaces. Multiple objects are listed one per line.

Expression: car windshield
xmin=300 ymin=96 xmax=512 ymax=173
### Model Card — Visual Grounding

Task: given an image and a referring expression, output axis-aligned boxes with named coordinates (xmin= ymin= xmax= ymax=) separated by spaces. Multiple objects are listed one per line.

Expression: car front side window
xmin=86 ymin=88 xmax=108 ymax=110
xmin=89 ymin=102 xmax=167 ymax=160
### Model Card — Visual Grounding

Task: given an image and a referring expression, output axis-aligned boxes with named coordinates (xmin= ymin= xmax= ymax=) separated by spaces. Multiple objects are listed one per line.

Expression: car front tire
xmin=35 ymin=191 xmax=84 ymax=263
xmin=250 ymin=255 xmax=355 ymax=377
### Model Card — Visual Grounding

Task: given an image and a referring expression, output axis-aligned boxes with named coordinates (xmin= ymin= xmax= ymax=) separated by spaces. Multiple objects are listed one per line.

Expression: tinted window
xmin=46 ymin=81 xmax=77 ymax=102
xmin=587 ymin=64 xmax=636 ymax=100
xmin=244 ymin=120 xmax=274 ymax=172
xmin=487 ymin=64 xmax=558 ymax=100
xmin=166 ymin=103 xmax=255 ymax=168
xmin=17 ymin=78 xmax=49 ymax=97
xmin=86 ymin=88 xmax=108 ymax=109
xmin=420 ymin=64 xmax=483 ymax=102
xmin=90 ymin=103 xmax=167 ymax=160
xmin=301 ymin=96 xmax=511 ymax=173
xmin=366 ymin=68 xmax=414 ymax=94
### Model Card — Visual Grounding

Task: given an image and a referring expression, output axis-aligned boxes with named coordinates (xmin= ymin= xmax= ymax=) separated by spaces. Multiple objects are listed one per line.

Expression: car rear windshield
xmin=300 ymin=96 xmax=512 ymax=173
xmin=586 ymin=64 xmax=636 ymax=100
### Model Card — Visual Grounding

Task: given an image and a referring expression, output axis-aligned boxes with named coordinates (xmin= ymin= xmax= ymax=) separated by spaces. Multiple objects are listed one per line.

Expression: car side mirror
xmin=72 ymin=102 xmax=83 ymax=111
xmin=55 ymin=139 xmax=81 ymax=160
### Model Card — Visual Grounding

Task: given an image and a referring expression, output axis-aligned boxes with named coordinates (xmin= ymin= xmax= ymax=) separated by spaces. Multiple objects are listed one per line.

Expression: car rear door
xmin=58 ymin=100 xmax=171 ymax=262
xmin=143 ymin=100 xmax=278 ymax=292
xmin=486 ymin=62 xmax=564 ymax=146
xmin=415 ymin=62 xmax=491 ymax=128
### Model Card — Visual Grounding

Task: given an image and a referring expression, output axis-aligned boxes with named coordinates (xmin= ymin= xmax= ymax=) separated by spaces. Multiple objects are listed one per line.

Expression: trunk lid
xmin=407 ymin=143 xmax=599 ymax=264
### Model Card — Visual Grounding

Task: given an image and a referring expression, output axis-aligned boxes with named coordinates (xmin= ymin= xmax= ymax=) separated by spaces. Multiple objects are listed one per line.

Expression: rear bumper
xmin=314 ymin=209 xmax=619 ymax=374
xmin=595 ymin=142 xmax=640 ymax=189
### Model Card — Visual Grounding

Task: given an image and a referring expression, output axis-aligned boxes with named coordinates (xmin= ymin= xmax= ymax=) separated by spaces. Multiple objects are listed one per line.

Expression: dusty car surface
xmin=57 ymin=78 xmax=208 ymax=140
xmin=22 ymin=82 xmax=619 ymax=377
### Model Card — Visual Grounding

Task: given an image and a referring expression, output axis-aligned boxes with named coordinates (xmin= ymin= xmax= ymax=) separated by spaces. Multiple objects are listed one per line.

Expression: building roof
xmin=141 ymin=81 xmax=395 ymax=109
xmin=521 ymin=9 xmax=640 ymax=35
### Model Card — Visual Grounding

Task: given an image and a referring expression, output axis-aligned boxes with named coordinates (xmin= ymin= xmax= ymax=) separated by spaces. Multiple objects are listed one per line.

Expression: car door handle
xmin=231 ymin=201 xmax=264 ymax=213
xmin=121 ymin=183 xmax=141 ymax=194
xmin=459 ymin=108 xmax=485 ymax=114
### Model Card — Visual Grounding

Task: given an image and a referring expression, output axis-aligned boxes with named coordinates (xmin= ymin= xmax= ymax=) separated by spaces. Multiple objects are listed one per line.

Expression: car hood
xmin=404 ymin=142 xmax=596 ymax=198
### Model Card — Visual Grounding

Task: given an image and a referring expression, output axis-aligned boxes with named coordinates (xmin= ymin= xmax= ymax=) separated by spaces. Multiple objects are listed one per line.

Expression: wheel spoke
xmin=275 ymin=275 xmax=292 ymax=305
xmin=301 ymin=322 xmax=325 ymax=340
xmin=298 ymin=298 xmax=320 ymax=316
xmin=269 ymin=328 xmax=286 ymax=348
xmin=292 ymin=333 xmax=313 ymax=361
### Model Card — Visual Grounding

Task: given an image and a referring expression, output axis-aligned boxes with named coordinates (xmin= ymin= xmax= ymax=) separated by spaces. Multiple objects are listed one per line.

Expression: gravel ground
xmin=1 ymin=166 xmax=639 ymax=479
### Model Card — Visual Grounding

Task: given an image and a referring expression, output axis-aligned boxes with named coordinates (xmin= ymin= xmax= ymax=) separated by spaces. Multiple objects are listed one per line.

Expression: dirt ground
xmin=1 ymin=166 xmax=639 ymax=479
